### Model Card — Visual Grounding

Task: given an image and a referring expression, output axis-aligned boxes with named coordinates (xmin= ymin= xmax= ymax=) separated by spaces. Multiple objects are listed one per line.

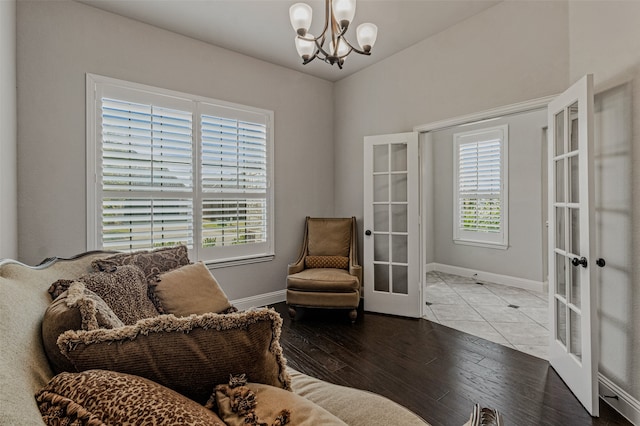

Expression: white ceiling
xmin=77 ymin=0 xmax=501 ymax=82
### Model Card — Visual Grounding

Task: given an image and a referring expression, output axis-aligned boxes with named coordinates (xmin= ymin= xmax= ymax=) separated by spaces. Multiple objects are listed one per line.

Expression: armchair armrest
xmin=288 ymin=259 xmax=305 ymax=275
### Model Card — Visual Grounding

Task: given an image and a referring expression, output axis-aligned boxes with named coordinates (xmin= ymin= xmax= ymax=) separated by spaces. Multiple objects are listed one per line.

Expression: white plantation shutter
xmin=199 ymin=104 xmax=270 ymax=256
xmin=100 ymin=97 xmax=194 ymax=250
xmin=453 ymin=125 xmax=508 ymax=247
xmin=88 ymin=75 xmax=274 ymax=263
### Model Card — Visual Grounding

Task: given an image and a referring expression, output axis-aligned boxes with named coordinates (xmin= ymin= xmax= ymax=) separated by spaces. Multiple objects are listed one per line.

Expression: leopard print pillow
xmin=36 ymin=370 xmax=225 ymax=425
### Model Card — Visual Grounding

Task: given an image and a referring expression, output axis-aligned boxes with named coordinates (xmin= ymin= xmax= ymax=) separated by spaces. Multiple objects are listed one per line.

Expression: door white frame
xmin=363 ymin=132 xmax=421 ymax=318
xmin=547 ymin=74 xmax=598 ymax=416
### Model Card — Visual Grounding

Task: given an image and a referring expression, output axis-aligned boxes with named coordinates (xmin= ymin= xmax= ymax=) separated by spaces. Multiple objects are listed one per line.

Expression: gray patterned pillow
xmin=78 ymin=265 xmax=159 ymax=325
xmin=90 ymin=245 xmax=191 ymax=313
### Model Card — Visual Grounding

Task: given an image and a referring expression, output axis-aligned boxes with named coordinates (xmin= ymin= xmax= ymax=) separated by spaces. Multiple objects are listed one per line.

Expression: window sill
xmin=453 ymin=239 xmax=508 ymax=250
xmin=203 ymin=253 xmax=275 ymax=269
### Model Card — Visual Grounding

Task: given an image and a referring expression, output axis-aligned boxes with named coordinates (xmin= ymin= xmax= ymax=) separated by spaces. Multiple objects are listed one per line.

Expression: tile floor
xmin=423 ymin=271 xmax=549 ymax=360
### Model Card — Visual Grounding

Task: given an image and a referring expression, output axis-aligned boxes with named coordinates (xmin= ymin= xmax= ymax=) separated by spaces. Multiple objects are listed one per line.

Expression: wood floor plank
xmin=271 ymin=303 xmax=631 ymax=426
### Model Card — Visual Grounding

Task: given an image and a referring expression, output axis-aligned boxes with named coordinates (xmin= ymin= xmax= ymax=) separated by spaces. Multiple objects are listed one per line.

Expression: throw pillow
xmin=152 ymin=262 xmax=233 ymax=316
xmin=36 ymin=370 xmax=226 ymax=426
xmin=213 ymin=375 xmax=347 ymax=426
xmin=47 ymin=279 xmax=74 ymax=300
xmin=42 ymin=282 xmax=124 ymax=373
xmin=57 ymin=308 xmax=291 ymax=405
xmin=305 ymin=255 xmax=349 ymax=269
xmin=90 ymin=244 xmax=191 ymax=313
xmin=91 ymin=244 xmax=190 ymax=280
xmin=78 ymin=265 xmax=159 ymax=325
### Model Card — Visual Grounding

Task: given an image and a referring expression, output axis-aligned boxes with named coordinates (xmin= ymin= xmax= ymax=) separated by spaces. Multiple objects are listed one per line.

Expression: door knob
xmin=596 ymin=258 xmax=606 ymax=268
xmin=571 ymin=256 xmax=588 ymax=268
xmin=365 ymin=230 xmax=372 ymax=236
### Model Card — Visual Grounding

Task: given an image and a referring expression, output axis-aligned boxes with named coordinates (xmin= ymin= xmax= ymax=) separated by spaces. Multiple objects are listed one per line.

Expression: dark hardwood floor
xmin=270 ymin=302 xmax=630 ymax=426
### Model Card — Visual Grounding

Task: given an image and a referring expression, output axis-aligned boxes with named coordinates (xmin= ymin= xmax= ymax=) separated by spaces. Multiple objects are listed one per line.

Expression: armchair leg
xmin=349 ymin=309 xmax=358 ymax=324
xmin=288 ymin=306 xmax=297 ymax=320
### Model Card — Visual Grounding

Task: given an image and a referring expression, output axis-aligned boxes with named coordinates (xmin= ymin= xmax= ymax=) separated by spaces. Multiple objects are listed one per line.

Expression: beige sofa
xmin=0 ymin=251 xmax=431 ymax=426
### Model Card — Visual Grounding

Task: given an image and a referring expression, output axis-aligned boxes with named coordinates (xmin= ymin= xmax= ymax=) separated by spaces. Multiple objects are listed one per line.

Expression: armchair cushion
xmin=287 ymin=269 xmax=359 ymax=293
xmin=305 ymin=256 xmax=349 ymax=270
xmin=307 ymin=219 xmax=352 ymax=257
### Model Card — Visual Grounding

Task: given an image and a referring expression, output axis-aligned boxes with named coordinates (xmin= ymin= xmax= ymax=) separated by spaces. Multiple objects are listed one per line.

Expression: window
xmin=87 ymin=74 xmax=274 ymax=265
xmin=453 ymin=124 xmax=508 ymax=248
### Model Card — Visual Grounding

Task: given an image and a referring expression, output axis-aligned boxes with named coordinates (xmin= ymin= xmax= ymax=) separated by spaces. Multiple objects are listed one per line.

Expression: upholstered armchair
xmin=286 ymin=217 xmax=362 ymax=323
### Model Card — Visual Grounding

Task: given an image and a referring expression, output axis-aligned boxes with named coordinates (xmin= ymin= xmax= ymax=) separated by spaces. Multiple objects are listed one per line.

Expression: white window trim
xmin=452 ymin=124 xmax=508 ymax=249
xmin=86 ymin=73 xmax=275 ymax=265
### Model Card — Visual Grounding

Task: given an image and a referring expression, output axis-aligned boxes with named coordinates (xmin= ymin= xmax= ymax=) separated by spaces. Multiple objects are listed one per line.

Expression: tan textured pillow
xmin=57 ymin=308 xmax=291 ymax=405
xmin=78 ymin=265 xmax=159 ymax=325
xmin=214 ymin=378 xmax=347 ymax=426
xmin=153 ymin=262 xmax=233 ymax=316
xmin=305 ymin=255 xmax=349 ymax=269
xmin=42 ymin=282 xmax=124 ymax=373
xmin=36 ymin=370 xmax=226 ymax=426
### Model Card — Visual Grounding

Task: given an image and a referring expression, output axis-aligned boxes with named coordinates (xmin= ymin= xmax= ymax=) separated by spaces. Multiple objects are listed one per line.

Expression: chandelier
xmin=289 ymin=0 xmax=378 ymax=69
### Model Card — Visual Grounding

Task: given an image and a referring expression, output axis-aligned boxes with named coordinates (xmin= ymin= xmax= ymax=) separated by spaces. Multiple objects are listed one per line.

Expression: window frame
xmin=86 ymin=73 xmax=275 ymax=267
xmin=452 ymin=124 xmax=508 ymax=249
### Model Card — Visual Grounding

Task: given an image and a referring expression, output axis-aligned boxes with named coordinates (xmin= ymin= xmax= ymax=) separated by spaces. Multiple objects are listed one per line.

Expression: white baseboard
xmin=599 ymin=373 xmax=640 ymax=425
xmin=426 ymin=262 xmax=547 ymax=293
xmin=231 ymin=289 xmax=286 ymax=312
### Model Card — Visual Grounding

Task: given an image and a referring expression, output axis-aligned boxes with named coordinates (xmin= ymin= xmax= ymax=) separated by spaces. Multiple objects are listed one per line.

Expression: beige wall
xmin=0 ymin=0 xmax=18 ymax=260
xmin=430 ymin=109 xmax=547 ymax=282
xmin=16 ymin=0 xmax=335 ymax=300
xmin=333 ymin=0 xmax=569 ymax=241
xmin=568 ymin=0 xmax=640 ymax=408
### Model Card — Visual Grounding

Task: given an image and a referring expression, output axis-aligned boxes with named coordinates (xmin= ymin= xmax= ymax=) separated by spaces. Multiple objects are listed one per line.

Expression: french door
xmin=547 ymin=74 xmax=599 ymax=416
xmin=363 ymin=132 xmax=421 ymax=318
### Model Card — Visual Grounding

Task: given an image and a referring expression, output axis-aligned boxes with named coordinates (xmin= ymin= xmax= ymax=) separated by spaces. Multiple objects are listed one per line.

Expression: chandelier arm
xmin=338 ymin=36 xmax=372 ymax=56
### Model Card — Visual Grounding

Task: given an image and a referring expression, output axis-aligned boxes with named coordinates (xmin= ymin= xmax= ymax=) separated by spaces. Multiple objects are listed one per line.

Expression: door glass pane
xmin=555 ymin=207 xmax=565 ymax=251
xmin=570 ymin=308 xmax=582 ymax=360
xmin=569 ymin=102 xmax=579 ymax=152
xmin=391 ymin=204 xmax=407 ymax=232
xmin=373 ymin=175 xmax=388 ymax=202
xmin=390 ymin=143 xmax=407 ymax=172
xmin=555 ymin=253 xmax=566 ymax=297
xmin=556 ymin=298 xmax=567 ymax=346
xmin=392 ymin=235 xmax=407 ymax=263
xmin=570 ymin=207 xmax=580 ymax=255
xmin=391 ymin=174 xmax=407 ymax=202
xmin=373 ymin=145 xmax=388 ymax=172
xmin=569 ymin=155 xmax=579 ymax=203
xmin=374 ymin=205 xmax=389 ymax=232
xmin=392 ymin=265 xmax=408 ymax=295
xmin=374 ymin=263 xmax=389 ymax=292
xmin=555 ymin=159 xmax=564 ymax=202
xmin=555 ymin=109 xmax=565 ymax=156
xmin=570 ymin=264 xmax=581 ymax=308
xmin=374 ymin=234 xmax=389 ymax=262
